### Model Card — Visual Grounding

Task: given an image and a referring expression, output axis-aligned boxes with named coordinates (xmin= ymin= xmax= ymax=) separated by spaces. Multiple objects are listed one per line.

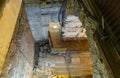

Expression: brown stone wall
xmin=49 ymin=23 xmax=90 ymax=51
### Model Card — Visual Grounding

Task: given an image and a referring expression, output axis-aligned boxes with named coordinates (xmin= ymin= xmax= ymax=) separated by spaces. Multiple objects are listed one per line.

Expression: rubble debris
xmin=62 ymin=15 xmax=87 ymax=38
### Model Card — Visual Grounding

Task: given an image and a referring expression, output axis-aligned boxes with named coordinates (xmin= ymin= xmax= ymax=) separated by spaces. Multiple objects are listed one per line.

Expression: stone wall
xmin=0 ymin=4 xmax=34 ymax=78
xmin=25 ymin=5 xmax=60 ymax=41
xmin=0 ymin=0 xmax=22 ymax=75
xmin=78 ymin=1 xmax=113 ymax=78
xmin=83 ymin=17 xmax=112 ymax=78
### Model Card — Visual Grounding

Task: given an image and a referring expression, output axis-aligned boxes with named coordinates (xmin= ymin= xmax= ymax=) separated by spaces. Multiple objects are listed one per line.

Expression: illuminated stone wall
xmin=0 ymin=0 xmax=22 ymax=75
xmin=0 ymin=1 xmax=34 ymax=78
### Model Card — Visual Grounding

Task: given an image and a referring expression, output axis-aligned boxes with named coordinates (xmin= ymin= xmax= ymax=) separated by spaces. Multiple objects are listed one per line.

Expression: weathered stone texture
xmin=79 ymin=12 xmax=112 ymax=78
xmin=25 ymin=6 xmax=60 ymax=41
xmin=0 ymin=0 xmax=22 ymax=75
xmin=1 ymin=4 xmax=34 ymax=78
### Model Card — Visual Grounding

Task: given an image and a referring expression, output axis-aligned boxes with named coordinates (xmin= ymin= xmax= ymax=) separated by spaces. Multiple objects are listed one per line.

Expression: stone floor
xmin=33 ymin=51 xmax=93 ymax=78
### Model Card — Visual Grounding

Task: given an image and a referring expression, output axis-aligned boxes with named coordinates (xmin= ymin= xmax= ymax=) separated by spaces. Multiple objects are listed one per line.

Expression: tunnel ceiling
xmin=92 ymin=0 xmax=120 ymax=78
xmin=94 ymin=0 xmax=120 ymax=43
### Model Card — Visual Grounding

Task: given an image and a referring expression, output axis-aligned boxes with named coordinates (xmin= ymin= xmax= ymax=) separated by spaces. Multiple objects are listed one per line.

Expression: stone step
xmin=54 ymin=69 xmax=92 ymax=76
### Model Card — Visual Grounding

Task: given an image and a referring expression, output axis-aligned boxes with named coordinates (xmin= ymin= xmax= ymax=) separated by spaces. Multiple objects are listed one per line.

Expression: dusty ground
xmin=33 ymin=51 xmax=93 ymax=78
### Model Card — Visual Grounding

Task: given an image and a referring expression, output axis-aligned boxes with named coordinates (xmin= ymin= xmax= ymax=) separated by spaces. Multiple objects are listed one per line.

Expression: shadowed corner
xmin=0 ymin=0 xmax=9 ymax=18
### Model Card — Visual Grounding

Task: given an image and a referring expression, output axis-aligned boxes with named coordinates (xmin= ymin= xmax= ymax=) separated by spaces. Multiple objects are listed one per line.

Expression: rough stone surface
xmin=0 ymin=0 xmax=22 ymax=75
xmin=33 ymin=51 xmax=92 ymax=78
xmin=79 ymin=9 xmax=112 ymax=78
xmin=25 ymin=5 xmax=60 ymax=41
xmin=1 ymin=5 xmax=34 ymax=78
